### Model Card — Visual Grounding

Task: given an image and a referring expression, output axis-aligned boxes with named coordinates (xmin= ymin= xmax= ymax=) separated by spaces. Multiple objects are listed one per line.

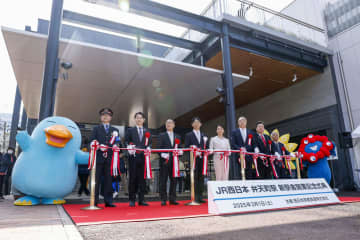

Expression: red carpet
xmin=338 ymin=196 xmax=360 ymax=203
xmin=63 ymin=200 xmax=211 ymax=225
xmin=64 ymin=197 xmax=360 ymax=225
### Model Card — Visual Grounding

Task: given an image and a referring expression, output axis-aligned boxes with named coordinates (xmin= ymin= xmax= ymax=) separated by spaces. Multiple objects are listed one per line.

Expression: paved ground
xmin=79 ymin=202 xmax=360 ymax=240
xmin=0 ymin=196 xmax=82 ymax=240
xmin=1 ymin=194 xmax=360 ymax=240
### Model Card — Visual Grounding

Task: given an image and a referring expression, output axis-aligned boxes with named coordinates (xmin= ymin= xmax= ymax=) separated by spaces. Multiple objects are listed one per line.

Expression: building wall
xmin=328 ymin=23 xmax=360 ymax=128
xmin=201 ymin=66 xmax=336 ymax=136
xmin=328 ymin=22 xmax=360 ymax=189
xmin=201 ymin=66 xmax=359 ymax=190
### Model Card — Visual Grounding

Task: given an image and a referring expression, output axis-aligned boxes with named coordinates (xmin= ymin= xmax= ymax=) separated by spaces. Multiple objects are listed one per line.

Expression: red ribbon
xmin=111 ymin=145 xmax=121 ymax=176
xmin=191 ymin=145 xmax=198 ymax=170
xmin=252 ymin=154 xmax=260 ymax=177
xmin=144 ymin=148 xmax=152 ymax=179
xmin=220 ymin=151 xmax=230 ymax=175
xmin=88 ymin=140 xmax=99 ymax=170
xmin=248 ymin=134 xmax=253 ymax=145
xmin=145 ymin=132 xmax=150 ymax=146
xmin=202 ymin=150 xmax=209 ymax=176
xmin=172 ymin=139 xmax=181 ymax=178
xmin=269 ymin=156 xmax=278 ymax=179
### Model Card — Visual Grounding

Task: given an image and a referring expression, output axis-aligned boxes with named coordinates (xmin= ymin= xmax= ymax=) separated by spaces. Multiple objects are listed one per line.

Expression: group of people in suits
xmin=230 ymin=116 xmax=290 ymax=180
xmin=90 ymin=108 xmax=291 ymax=208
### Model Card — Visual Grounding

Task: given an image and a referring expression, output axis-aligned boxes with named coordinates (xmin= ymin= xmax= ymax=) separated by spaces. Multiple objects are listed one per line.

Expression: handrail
xmin=236 ymin=0 xmax=325 ymax=33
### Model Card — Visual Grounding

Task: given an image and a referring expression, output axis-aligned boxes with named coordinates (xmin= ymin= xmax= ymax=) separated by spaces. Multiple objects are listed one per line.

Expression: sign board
xmin=208 ymin=178 xmax=340 ymax=214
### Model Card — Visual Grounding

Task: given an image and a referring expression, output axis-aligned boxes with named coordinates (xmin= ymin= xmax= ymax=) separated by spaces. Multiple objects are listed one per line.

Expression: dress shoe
xmin=161 ymin=200 xmax=167 ymax=206
xmin=169 ymin=201 xmax=179 ymax=205
xmin=199 ymin=199 xmax=206 ymax=203
xmin=138 ymin=201 xmax=149 ymax=206
xmin=105 ymin=203 xmax=116 ymax=207
xmin=129 ymin=201 xmax=135 ymax=207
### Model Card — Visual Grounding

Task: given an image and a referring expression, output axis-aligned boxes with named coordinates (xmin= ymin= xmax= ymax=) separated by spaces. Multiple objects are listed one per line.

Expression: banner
xmin=208 ymin=178 xmax=340 ymax=214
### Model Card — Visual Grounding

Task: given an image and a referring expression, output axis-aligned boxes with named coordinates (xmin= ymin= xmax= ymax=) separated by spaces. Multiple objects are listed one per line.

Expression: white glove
xmin=178 ymin=150 xmax=184 ymax=156
xmin=100 ymin=144 xmax=107 ymax=152
xmin=196 ymin=151 xmax=202 ymax=157
xmin=161 ymin=153 xmax=169 ymax=159
xmin=254 ymin=147 xmax=260 ymax=154
xmin=275 ymin=152 xmax=281 ymax=160
xmin=290 ymin=152 xmax=296 ymax=158
xmin=90 ymin=140 xmax=99 ymax=146
xmin=208 ymin=149 xmax=214 ymax=155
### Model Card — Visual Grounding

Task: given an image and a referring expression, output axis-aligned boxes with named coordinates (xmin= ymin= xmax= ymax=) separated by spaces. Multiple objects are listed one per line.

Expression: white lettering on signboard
xmin=208 ymin=178 xmax=340 ymax=214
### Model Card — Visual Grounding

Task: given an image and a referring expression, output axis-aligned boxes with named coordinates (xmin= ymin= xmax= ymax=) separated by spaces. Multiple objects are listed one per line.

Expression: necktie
xmin=197 ymin=131 xmax=200 ymax=143
xmin=241 ymin=129 xmax=246 ymax=143
xmin=139 ymin=127 xmax=143 ymax=140
xmin=169 ymin=132 xmax=173 ymax=146
xmin=105 ymin=124 xmax=109 ymax=133
xmin=261 ymin=134 xmax=266 ymax=146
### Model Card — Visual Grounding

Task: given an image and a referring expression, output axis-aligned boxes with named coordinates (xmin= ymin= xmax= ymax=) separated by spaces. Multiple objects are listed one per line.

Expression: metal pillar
xmin=9 ymin=86 xmax=21 ymax=148
xmin=328 ymin=55 xmax=354 ymax=190
xmin=38 ymin=0 xmax=63 ymax=121
xmin=20 ymin=107 xmax=27 ymax=130
xmin=220 ymin=23 xmax=236 ymax=135
xmin=26 ymin=119 xmax=38 ymax=135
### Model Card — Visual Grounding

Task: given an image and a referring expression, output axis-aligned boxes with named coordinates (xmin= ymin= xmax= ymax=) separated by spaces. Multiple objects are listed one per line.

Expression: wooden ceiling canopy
xmin=174 ymin=47 xmax=320 ymax=127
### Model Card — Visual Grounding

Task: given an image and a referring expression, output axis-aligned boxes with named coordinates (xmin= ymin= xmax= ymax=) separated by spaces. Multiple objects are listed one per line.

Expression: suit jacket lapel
xmin=238 ymin=129 xmax=244 ymax=146
xmin=134 ymin=127 xmax=141 ymax=144
xmin=191 ymin=131 xmax=200 ymax=145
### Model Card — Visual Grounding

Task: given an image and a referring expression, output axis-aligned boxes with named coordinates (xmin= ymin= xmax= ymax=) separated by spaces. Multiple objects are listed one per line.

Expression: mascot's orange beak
xmin=44 ymin=125 xmax=73 ymax=148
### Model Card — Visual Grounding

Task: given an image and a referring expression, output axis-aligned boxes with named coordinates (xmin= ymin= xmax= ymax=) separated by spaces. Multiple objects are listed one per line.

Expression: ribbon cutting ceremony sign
xmin=208 ymin=178 xmax=340 ymax=214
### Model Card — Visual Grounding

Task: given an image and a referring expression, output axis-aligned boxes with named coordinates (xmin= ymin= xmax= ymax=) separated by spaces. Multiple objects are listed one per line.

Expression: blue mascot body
xmin=298 ymin=134 xmax=336 ymax=184
xmin=12 ymin=116 xmax=89 ymax=205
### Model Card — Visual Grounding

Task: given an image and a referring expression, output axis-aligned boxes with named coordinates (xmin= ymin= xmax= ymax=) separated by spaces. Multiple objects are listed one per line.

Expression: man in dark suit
xmin=230 ymin=116 xmax=255 ymax=180
xmin=159 ymin=119 xmax=181 ymax=206
xmin=253 ymin=121 xmax=273 ymax=179
xmin=90 ymin=108 xmax=120 ymax=207
xmin=184 ymin=117 xmax=208 ymax=204
xmin=125 ymin=112 xmax=152 ymax=207
xmin=271 ymin=131 xmax=290 ymax=179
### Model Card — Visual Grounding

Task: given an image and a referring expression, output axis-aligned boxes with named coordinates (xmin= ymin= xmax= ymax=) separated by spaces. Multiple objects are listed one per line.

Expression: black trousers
xmin=159 ymin=160 xmax=177 ymax=202
xmin=232 ymin=154 xmax=254 ymax=180
xmin=0 ymin=175 xmax=5 ymax=196
xmin=78 ymin=173 xmax=89 ymax=195
xmin=257 ymin=158 xmax=272 ymax=179
xmin=95 ymin=161 xmax=113 ymax=205
xmin=128 ymin=154 xmax=146 ymax=202
xmin=194 ymin=156 xmax=204 ymax=202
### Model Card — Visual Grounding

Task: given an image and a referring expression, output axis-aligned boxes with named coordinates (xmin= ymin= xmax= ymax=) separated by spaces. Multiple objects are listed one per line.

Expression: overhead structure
xmin=2 ymin=27 xmax=248 ymax=128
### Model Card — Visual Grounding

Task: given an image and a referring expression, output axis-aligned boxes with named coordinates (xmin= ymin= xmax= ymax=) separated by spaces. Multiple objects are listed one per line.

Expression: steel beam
xmin=38 ymin=0 xmax=63 ymax=121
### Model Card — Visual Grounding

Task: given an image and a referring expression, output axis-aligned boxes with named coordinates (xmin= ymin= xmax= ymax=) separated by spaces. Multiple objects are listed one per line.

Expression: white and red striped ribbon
xmin=111 ymin=145 xmax=121 ymax=176
xmin=144 ymin=148 xmax=152 ymax=179
xmin=88 ymin=140 xmax=99 ymax=170
xmin=191 ymin=145 xmax=198 ymax=170
xmin=172 ymin=143 xmax=180 ymax=178
xmin=269 ymin=156 xmax=278 ymax=179
xmin=202 ymin=150 xmax=209 ymax=176
xmin=220 ymin=151 xmax=230 ymax=175
xmin=252 ymin=154 xmax=260 ymax=177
